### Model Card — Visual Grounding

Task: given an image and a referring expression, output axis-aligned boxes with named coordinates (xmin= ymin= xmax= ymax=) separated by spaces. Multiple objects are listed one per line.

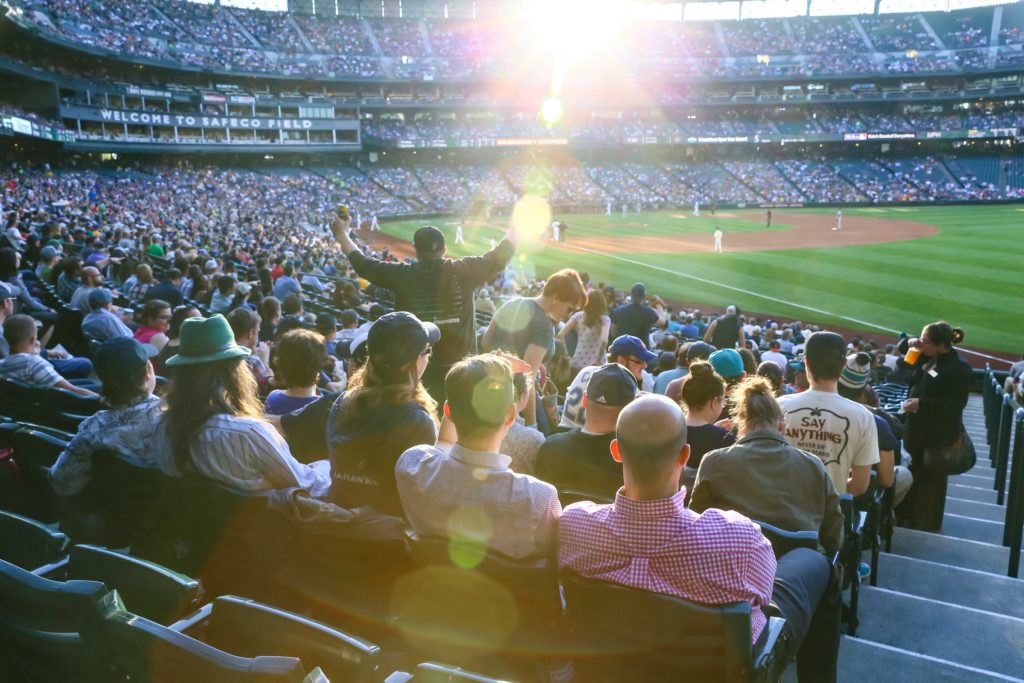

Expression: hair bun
xmin=689 ymin=361 xmax=712 ymax=378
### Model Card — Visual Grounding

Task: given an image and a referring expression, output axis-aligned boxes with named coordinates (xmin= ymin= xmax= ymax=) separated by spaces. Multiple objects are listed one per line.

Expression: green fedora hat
xmin=165 ymin=314 xmax=251 ymax=366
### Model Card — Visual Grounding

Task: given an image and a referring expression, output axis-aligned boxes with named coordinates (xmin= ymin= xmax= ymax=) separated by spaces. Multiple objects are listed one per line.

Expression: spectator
xmin=762 ymin=340 xmax=788 ymax=372
xmin=756 ymin=360 xmax=789 ymax=396
xmin=837 ymin=352 xmax=913 ymax=507
xmin=0 ymin=282 xmax=15 ymax=357
xmin=610 ymin=283 xmax=663 ymax=348
xmin=328 ymin=311 xmax=440 ymax=517
xmin=397 ymin=354 xmax=561 ymax=558
xmin=498 ymin=364 xmax=546 ymax=475
xmin=557 ymin=290 xmax=611 ymax=379
xmin=653 ymin=343 xmax=690 ymax=395
xmin=484 ymin=268 xmax=587 ymax=426
xmin=128 ymin=263 xmax=155 ymax=302
xmin=690 ymin=376 xmax=842 ymax=681
xmin=265 ymin=329 xmax=326 ymax=416
xmin=0 ymin=247 xmax=57 ymax=324
xmin=536 ymin=362 xmax=639 ymax=500
xmin=210 ymin=275 xmax=238 ymax=314
xmin=226 ymin=307 xmax=272 ymax=391
xmin=81 ymin=288 xmax=132 ymax=341
xmin=709 ymin=348 xmax=748 ymax=420
xmin=272 ymin=262 xmax=302 ymax=301
xmin=333 ymin=218 xmax=516 ymax=402
xmin=664 ymin=341 xmax=715 ymax=403
xmin=35 ymin=245 xmax=61 ymax=283
xmin=49 ymin=338 xmax=162 ymax=495
xmin=258 ymin=296 xmax=281 ymax=342
xmin=679 ymin=361 xmax=736 ymax=491
xmin=133 ymin=299 xmax=172 ymax=352
xmin=69 ymin=266 xmax=105 ymax=312
xmin=778 ymin=332 xmax=879 ymax=496
xmin=0 ymin=314 xmax=96 ymax=396
xmin=560 ymin=335 xmax=657 ymax=431
xmin=704 ymin=305 xmax=745 ymax=350
xmin=144 ymin=268 xmax=184 ymax=308
xmin=56 ymin=254 xmax=83 ymax=302
xmin=557 ymin=394 xmax=777 ymax=642
xmin=156 ymin=304 xmax=202 ymax=376
xmin=154 ymin=314 xmax=330 ymax=497
xmin=898 ymin=322 xmax=971 ymax=531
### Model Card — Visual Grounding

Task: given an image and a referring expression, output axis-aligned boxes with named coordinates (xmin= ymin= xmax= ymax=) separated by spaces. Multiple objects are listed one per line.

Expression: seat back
xmin=0 ymin=379 xmax=47 ymax=423
xmin=89 ymin=451 xmax=183 ymax=563
xmin=754 ymin=521 xmax=819 ymax=560
xmin=9 ymin=427 xmax=73 ymax=523
xmin=48 ymin=388 xmax=103 ymax=417
xmin=204 ymin=595 xmax=382 ymax=683
xmin=68 ymin=545 xmax=202 ymax=626
xmin=560 ymin=571 xmax=755 ymax=683
xmin=0 ymin=509 xmax=70 ymax=571
xmin=0 ymin=558 xmax=112 ymax=683
xmin=395 ymin=532 xmax=562 ymax=660
xmin=557 ymin=488 xmax=614 ymax=507
xmin=100 ymin=604 xmax=310 ymax=683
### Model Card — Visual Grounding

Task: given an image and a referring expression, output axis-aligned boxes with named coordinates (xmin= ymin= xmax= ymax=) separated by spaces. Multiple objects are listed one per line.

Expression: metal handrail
xmin=982 ymin=367 xmax=1024 ymax=578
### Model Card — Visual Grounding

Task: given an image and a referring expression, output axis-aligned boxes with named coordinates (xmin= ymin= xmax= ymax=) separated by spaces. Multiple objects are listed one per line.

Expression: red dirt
xmin=555 ymin=210 xmax=939 ymax=255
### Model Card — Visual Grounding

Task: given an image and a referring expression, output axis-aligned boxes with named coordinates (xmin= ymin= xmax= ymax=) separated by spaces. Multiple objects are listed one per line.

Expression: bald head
xmin=82 ymin=266 xmax=101 ymax=285
xmin=615 ymin=394 xmax=688 ymax=482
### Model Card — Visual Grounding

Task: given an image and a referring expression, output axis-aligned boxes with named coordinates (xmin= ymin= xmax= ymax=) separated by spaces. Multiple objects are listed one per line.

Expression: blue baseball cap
xmin=709 ymin=348 xmax=745 ymax=378
xmin=609 ymin=335 xmax=658 ymax=363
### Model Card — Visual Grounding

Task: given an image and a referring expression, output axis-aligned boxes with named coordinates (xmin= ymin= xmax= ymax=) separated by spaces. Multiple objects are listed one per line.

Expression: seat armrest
xmin=753 ymin=615 xmax=789 ymax=681
xmin=32 ymin=555 xmax=70 ymax=578
xmin=168 ymin=602 xmax=213 ymax=634
xmin=383 ymin=673 xmax=414 ymax=683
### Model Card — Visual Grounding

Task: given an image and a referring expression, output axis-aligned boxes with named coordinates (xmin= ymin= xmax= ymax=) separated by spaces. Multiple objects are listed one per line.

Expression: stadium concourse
xmin=1 ymin=0 xmax=1024 ymax=680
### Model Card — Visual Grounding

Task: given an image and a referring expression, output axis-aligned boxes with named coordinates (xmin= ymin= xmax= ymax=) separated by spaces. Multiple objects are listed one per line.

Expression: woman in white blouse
xmin=557 ymin=290 xmax=610 ymax=380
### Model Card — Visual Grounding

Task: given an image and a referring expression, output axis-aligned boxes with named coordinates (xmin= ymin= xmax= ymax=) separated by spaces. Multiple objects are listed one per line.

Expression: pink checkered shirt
xmin=558 ymin=487 xmax=777 ymax=641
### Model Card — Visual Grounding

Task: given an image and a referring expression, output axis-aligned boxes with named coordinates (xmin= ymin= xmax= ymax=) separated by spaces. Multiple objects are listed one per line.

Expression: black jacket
xmin=348 ymin=239 xmax=514 ymax=366
xmin=903 ymin=348 xmax=971 ymax=452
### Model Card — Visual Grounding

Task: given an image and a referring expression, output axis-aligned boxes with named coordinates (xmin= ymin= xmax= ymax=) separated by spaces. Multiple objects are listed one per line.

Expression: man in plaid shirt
xmin=559 ymin=394 xmax=834 ymax=681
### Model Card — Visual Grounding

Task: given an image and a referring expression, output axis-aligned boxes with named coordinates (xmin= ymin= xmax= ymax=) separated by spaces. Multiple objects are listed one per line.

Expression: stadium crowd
xmin=0 ymin=150 xmax=978 ymax=680
xmin=11 ymin=0 xmax=1024 ymax=80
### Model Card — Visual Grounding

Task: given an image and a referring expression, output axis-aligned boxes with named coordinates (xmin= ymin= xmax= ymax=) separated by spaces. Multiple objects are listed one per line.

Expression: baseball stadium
xmin=1 ymin=0 xmax=1023 ymax=681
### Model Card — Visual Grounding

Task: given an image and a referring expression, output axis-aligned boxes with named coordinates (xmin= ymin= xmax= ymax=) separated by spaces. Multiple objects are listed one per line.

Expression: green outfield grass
xmin=381 ymin=205 xmax=1024 ymax=354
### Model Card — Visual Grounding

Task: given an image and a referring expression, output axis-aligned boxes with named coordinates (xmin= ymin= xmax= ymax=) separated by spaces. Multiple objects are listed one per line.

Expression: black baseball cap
xmin=685 ymin=341 xmax=716 ymax=363
xmin=587 ymin=363 xmax=639 ymax=407
xmin=315 ymin=313 xmax=336 ymax=336
xmin=413 ymin=226 xmax=445 ymax=257
xmin=367 ymin=311 xmax=440 ymax=367
xmin=94 ymin=337 xmax=156 ymax=382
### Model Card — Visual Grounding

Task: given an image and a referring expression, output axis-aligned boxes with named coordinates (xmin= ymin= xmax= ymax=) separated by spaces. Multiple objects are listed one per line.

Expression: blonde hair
xmin=337 ymin=355 xmax=438 ymax=430
xmin=728 ymin=376 xmax=784 ymax=434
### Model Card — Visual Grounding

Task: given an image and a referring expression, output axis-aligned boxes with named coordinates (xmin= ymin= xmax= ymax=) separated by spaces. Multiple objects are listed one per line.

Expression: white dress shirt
xmin=395 ymin=442 xmax=561 ymax=558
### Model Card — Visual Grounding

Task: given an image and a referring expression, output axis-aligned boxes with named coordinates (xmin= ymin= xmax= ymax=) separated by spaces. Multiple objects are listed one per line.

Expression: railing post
xmin=996 ymin=395 xmax=1013 ymax=505
xmin=1007 ymin=409 xmax=1024 ymax=578
xmin=984 ymin=369 xmax=996 ymax=449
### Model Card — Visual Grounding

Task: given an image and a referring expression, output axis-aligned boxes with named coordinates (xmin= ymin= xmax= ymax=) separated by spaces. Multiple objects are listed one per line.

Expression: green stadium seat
xmin=177 ymin=595 xmax=383 ymax=683
xmin=0 ymin=558 xmax=111 ymax=683
xmin=0 ymin=509 xmax=69 ymax=572
xmin=556 ymin=488 xmax=614 ymax=507
xmin=840 ymin=494 xmax=868 ymax=636
xmin=99 ymin=601 xmax=316 ymax=683
xmin=395 ymin=530 xmax=563 ymax=678
xmin=386 ymin=662 xmax=511 ymax=682
xmin=9 ymin=426 xmax=73 ymax=523
xmin=753 ymin=521 xmax=820 ymax=559
xmin=66 ymin=544 xmax=202 ymax=626
xmin=561 ymin=570 xmax=789 ymax=683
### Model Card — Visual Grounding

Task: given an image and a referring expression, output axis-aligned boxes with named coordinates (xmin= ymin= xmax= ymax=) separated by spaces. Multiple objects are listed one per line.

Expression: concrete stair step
xmin=947 ymin=496 xmax=1006 ymax=522
xmin=855 ymin=587 xmax=1024 ymax=678
xmin=836 ymin=636 xmax=1024 ymax=683
xmin=948 ymin=481 xmax=998 ymax=504
xmin=891 ymin=527 xmax=1008 ymax=573
xmin=954 ymin=470 xmax=995 ymax=487
xmin=937 ymin=512 xmax=1005 ymax=545
xmin=874 ymin=552 xmax=1024 ymax=618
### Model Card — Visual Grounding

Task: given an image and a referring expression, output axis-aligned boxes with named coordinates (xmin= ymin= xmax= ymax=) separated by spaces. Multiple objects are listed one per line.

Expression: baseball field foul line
xmin=559 ymin=244 xmax=1010 ymax=366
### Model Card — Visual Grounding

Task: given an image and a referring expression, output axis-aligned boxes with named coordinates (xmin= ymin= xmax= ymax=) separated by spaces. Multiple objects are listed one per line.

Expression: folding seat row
xmin=0 ymin=509 xmax=500 ymax=683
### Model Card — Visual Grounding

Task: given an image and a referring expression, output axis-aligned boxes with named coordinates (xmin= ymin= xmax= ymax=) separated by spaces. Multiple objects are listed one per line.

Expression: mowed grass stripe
xmin=756 ymin=251 xmax=1017 ymax=308
xmin=383 ymin=206 xmax=1023 ymax=352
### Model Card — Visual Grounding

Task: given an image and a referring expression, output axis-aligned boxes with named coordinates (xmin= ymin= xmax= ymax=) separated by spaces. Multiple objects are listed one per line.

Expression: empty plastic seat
xmin=0 ymin=509 xmax=69 ymax=572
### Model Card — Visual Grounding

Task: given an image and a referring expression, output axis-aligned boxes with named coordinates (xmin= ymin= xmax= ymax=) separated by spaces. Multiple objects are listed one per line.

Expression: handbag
xmin=923 ymin=425 xmax=976 ymax=475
